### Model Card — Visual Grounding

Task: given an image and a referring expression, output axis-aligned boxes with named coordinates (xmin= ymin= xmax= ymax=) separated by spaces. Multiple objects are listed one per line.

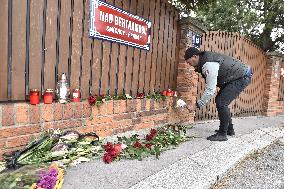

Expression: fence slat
xmin=29 ymin=0 xmax=44 ymax=93
xmin=44 ymin=0 xmax=58 ymax=90
xmin=70 ymin=0 xmax=83 ymax=90
xmin=91 ymin=39 xmax=102 ymax=95
xmin=149 ymin=0 xmax=160 ymax=93
xmin=107 ymin=0 xmax=118 ymax=96
xmin=161 ymin=1 xmax=170 ymax=90
xmin=154 ymin=0 xmax=165 ymax=92
xmin=115 ymin=0 xmax=125 ymax=95
xmin=0 ymin=0 xmax=9 ymax=101
xmin=80 ymin=0 xmax=92 ymax=98
xmin=11 ymin=0 xmax=27 ymax=100
xmin=144 ymin=0 xmax=155 ymax=94
xmin=124 ymin=0 xmax=135 ymax=95
xmin=136 ymin=0 xmax=149 ymax=94
xmin=170 ymin=9 xmax=178 ymax=89
xmin=58 ymin=0 xmax=72 ymax=81
xmin=130 ymin=0 xmax=143 ymax=97
xmin=165 ymin=4 xmax=173 ymax=89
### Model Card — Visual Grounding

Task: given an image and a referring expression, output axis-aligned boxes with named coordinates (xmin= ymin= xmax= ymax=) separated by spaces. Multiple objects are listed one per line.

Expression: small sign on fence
xmin=192 ymin=34 xmax=201 ymax=48
xmin=89 ymin=0 xmax=152 ymax=51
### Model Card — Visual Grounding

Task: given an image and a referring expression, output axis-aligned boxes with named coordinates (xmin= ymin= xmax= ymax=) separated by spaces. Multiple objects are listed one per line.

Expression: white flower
xmin=60 ymin=133 xmax=79 ymax=140
xmin=121 ymin=143 xmax=127 ymax=149
xmin=177 ymin=99 xmax=187 ymax=108
xmin=92 ymin=146 xmax=102 ymax=151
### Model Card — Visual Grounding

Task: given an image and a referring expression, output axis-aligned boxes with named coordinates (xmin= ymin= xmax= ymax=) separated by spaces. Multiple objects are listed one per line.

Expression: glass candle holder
xmin=30 ymin=89 xmax=40 ymax=105
xmin=72 ymin=89 xmax=81 ymax=102
xmin=44 ymin=89 xmax=54 ymax=104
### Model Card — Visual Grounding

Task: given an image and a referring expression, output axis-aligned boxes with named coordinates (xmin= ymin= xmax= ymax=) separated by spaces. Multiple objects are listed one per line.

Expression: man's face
xmin=185 ymin=55 xmax=199 ymax=68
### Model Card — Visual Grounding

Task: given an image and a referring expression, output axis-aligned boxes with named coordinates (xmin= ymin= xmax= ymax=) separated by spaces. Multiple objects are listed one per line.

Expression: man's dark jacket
xmin=196 ymin=51 xmax=249 ymax=86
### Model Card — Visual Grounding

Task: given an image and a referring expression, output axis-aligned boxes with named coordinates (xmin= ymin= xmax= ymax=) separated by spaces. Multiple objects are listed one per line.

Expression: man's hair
xmin=184 ymin=47 xmax=201 ymax=60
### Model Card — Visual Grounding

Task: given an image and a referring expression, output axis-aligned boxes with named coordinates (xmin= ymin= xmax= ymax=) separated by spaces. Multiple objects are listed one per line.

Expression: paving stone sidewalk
xmin=63 ymin=116 xmax=284 ymax=189
xmin=212 ymin=140 xmax=284 ymax=189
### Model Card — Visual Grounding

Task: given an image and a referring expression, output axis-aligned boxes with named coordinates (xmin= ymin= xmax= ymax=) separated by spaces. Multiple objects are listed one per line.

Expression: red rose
xmin=113 ymin=144 xmax=122 ymax=154
xmin=137 ymin=93 xmax=144 ymax=99
xmin=133 ymin=141 xmax=142 ymax=149
xmin=88 ymin=95 xmax=97 ymax=105
xmin=103 ymin=153 xmax=113 ymax=164
xmin=109 ymin=144 xmax=122 ymax=158
xmin=150 ymin=129 xmax=157 ymax=136
xmin=145 ymin=143 xmax=152 ymax=149
xmin=104 ymin=142 xmax=113 ymax=152
xmin=146 ymin=134 xmax=154 ymax=141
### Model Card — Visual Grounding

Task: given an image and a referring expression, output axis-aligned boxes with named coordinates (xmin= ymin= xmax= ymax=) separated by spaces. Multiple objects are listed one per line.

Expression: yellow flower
xmin=29 ymin=183 xmax=37 ymax=189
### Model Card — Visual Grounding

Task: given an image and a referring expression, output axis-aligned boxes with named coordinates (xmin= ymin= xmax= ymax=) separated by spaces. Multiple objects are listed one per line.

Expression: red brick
xmin=150 ymin=99 xmax=155 ymax=110
xmin=145 ymin=99 xmax=151 ymax=111
xmin=111 ymin=120 xmax=132 ymax=130
xmin=0 ymin=125 xmax=41 ymax=138
xmin=42 ymin=120 xmax=82 ymax=131
xmin=140 ymin=99 xmax=147 ymax=111
xmin=92 ymin=123 xmax=113 ymax=131
xmin=93 ymin=129 xmax=113 ymax=138
xmin=30 ymin=105 xmax=40 ymax=123
xmin=126 ymin=99 xmax=137 ymax=112
xmin=113 ymin=113 xmax=135 ymax=121
xmin=75 ymin=126 xmax=94 ymax=134
xmin=73 ymin=102 xmax=82 ymax=118
xmin=82 ymin=101 xmax=91 ymax=118
xmin=6 ymin=135 xmax=34 ymax=148
xmin=92 ymin=105 xmax=99 ymax=116
xmin=91 ymin=116 xmax=113 ymax=124
xmin=0 ymin=139 xmax=6 ymax=149
xmin=112 ymin=126 xmax=135 ymax=135
xmin=99 ymin=100 xmax=114 ymax=115
xmin=2 ymin=104 xmax=15 ymax=126
xmin=41 ymin=104 xmax=54 ymax=122
xmin=113 ymin=100 xmax=127 ymax=114
xmin=136 ymin=99 xmax=142 ymax=112
xmin=63 ymin=103 xmax=73 ymax=120
xmin=154 ymin=100 xmax=166 ymax=110
xmin=15 ymin=103 xmax=29 ymax=125
xmin=132 ymin=118 xmax=142 ymax=125
xmin=134 ymin=121 xmax=154 ymax=131
xmin=54 ymin=103 xmax=63 ymax=121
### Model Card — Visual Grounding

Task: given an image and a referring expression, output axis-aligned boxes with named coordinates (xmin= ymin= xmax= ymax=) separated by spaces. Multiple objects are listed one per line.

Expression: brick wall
xmin=0 ymin=101 xmax=91 ymax=159
xmin=263 ymin=52 xmax=284 ymax=116
xmin=0 ymin=98 xmax=195 ymax=160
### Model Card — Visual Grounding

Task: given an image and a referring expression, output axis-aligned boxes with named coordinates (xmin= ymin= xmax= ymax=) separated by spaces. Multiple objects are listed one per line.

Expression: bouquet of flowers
xmin=29 ymin=163 xmax=64 ymax=189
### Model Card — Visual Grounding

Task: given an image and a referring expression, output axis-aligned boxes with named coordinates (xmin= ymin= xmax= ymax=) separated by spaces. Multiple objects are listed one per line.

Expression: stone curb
xmin=129 ymin=126 xmax=284 ymax=189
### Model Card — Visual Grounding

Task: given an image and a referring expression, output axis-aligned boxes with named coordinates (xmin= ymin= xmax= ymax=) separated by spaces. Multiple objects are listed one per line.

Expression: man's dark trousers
xmin=215 ymin=76 xmax=251 ymax=135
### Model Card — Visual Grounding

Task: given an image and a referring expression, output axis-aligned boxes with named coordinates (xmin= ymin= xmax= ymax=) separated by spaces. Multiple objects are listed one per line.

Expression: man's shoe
xmin=214 ymin=129 xmax=235 ymax=136
xmin=207 ymin=133 xmax=228 ymax=141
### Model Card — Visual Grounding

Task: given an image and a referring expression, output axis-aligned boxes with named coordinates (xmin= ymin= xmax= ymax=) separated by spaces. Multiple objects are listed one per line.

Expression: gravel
xmin=212 ymin=140 xmax=284 ymax=189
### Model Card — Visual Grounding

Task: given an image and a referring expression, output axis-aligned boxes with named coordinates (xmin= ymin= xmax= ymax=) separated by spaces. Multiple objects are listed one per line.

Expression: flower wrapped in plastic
xmin=29 ymin=163 xmax=64 ymax=189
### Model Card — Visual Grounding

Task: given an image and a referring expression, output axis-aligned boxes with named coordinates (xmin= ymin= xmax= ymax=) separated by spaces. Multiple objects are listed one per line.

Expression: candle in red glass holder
xmin=44 ymin=89 xmax=53 ymax=104
xmin=72 ymin=89 xmax=81 ymax=102
xmin=162 ymin=90 xmax=167 ymax=96
xmin=30 ymin=89 xmax=40 ymax=105
xmin=166 ymin=89 xmax=172 ymax=96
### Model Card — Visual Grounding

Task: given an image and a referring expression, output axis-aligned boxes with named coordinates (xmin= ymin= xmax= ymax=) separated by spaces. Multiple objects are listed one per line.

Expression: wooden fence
xmin=195 ymin=31 xmax=267 ymax=121
xmin=0 ymin=0 xmax=179 ymax=101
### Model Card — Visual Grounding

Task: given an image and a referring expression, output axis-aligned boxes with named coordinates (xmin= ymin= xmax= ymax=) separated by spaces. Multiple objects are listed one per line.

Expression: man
xmin=184 ymin=47 xmax=253 ymax=141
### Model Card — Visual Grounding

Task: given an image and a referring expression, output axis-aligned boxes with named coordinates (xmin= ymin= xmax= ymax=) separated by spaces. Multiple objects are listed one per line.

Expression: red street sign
xmin=89 ymin=0 xmax=152 ymax=51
